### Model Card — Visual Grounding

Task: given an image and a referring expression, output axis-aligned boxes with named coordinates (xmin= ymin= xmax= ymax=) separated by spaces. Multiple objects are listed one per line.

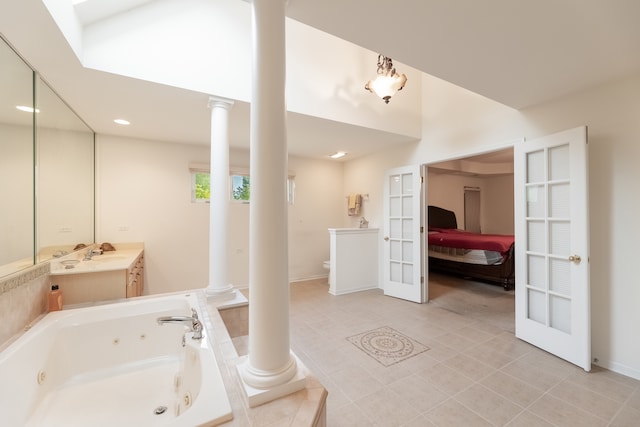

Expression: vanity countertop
xmin=50 ymin=244 xmax=143 ymax=276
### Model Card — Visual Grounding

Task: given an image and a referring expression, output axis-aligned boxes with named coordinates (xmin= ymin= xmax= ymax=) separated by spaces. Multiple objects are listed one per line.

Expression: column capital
xmin=208 ymin=96 xmax=235 ymax=110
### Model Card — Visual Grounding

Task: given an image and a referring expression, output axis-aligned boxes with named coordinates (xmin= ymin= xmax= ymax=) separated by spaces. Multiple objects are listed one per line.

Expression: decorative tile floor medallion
xmin=346 ymin=326 xmax=429 ymax=367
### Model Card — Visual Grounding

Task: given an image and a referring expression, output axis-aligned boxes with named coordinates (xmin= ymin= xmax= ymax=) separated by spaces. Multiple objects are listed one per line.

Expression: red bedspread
xmin=428 ymin=228 xmax=514 ymax=255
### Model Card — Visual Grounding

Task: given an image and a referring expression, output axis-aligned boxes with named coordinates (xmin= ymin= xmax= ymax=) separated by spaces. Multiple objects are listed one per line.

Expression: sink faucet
xmin=83 ymin=249 xmax=93 ymax=261
xmin=157 ymin=310 xmax=203 ymax=340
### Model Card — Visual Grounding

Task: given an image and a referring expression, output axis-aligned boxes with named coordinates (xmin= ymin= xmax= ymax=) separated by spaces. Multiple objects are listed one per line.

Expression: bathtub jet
xmin=157 ymin=308 xmax=204 ymax=340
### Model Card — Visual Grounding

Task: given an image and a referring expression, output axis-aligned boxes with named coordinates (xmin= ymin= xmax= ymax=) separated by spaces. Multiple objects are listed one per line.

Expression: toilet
xmin=323 ymin=260 xmax=331 ymax=285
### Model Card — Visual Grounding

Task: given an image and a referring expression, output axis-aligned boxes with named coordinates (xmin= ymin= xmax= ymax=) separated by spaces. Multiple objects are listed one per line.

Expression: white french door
xmin=383 ymin=165 xmax=425 ymax=303
xmin=514 ymin=126 xmax=591 ymax=371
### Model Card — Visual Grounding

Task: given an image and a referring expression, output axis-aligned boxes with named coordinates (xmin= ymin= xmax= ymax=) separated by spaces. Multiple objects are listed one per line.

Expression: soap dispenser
xmin=48 ymin=284 xmax=63 ymax=312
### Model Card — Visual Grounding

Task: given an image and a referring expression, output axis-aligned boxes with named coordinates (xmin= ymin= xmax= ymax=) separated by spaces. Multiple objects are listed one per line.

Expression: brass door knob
xmin=569 ymin=255 xmax=581 ymax=263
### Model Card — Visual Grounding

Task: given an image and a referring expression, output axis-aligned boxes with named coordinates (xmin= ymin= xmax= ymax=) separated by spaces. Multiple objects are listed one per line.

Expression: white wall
xmin=78 ymin=0 xmax=421 ymax=140
xmin=427 ymin=172 xmax=514 ymax=234
xmin=343 ymin=71 xmax=640 ymax=380
xmin=96 ymin=134 xmax=344 ymax=294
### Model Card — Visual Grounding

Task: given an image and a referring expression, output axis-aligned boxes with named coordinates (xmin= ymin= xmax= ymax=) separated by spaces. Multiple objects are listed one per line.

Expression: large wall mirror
xmin=0 ymin=37 xmax=34 ymax=276
xmin=0 ymin=35 xmax=95 ymax=277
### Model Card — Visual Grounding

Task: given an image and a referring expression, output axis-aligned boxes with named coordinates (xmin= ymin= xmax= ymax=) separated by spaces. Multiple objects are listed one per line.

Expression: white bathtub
xmin=0 ymin=292 xmax=232 ymax=427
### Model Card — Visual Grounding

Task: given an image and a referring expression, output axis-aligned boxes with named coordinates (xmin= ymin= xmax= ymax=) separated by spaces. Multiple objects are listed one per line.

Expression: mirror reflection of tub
xmin=0 ymin=293 xmax=232 ymax=426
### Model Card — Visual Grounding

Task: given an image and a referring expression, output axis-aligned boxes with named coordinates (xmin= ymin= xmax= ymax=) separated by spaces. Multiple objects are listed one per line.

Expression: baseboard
xmin=595 ymin=358 xmax=640 ymax=381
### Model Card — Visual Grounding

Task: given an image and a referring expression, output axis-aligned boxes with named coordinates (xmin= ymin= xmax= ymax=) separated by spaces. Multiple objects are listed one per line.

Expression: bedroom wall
xmin=426 ymin=172 xmax=514 ymax=235
xmin=343 ymin=71 xmax=640 ymax=380
xmin=96 ymin=134 xmax=344 ymax=295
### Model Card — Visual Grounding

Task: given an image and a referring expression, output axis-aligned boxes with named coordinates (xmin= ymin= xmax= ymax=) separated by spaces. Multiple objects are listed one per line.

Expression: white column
xmin=237 ymin=0 xmax=305 ymax=407
xmin=205 ymin=97 xmax=236 ymax=298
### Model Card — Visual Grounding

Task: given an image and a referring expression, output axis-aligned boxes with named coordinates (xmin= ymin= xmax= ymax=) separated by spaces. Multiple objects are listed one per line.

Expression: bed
xmin=427 ymin=205 xmax=515 ymax=290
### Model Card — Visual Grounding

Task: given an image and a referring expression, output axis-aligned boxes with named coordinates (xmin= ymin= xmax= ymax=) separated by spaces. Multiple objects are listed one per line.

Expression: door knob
xmin=384 ymin=236 xmax=390 ymax=241
xmin=568 ymin=255 xmax=581 ymax=263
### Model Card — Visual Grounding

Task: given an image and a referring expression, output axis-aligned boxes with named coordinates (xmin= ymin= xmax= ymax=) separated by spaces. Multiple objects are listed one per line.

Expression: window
xmin=190 ymin=165 xmax=295 ymax=204
xmin=231 ymin=174 xmax=250 ymax=201
xmin=192 ymin=171 xmax=211 ymax=203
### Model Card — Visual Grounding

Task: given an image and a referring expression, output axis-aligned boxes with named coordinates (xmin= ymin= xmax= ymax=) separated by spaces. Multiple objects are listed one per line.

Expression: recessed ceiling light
xmin=16 ymin=105 xmax=40 ymax=113
xmin=113 ymin=119 xmax=130 ymax=125
xmin=329 ymin=151 xmax=346 ymax=159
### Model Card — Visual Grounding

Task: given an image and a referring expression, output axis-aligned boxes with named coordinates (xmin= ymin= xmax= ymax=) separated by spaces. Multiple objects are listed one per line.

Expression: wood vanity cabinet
xmin=53 ymin=250 xmax=145 ymax=306
xmin=126 ymin=253 xmax=144 ymax=298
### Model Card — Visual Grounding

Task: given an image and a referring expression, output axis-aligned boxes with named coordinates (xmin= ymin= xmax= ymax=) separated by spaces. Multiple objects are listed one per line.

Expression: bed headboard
xmin=428 ymin=205 xmax=458 ymax=229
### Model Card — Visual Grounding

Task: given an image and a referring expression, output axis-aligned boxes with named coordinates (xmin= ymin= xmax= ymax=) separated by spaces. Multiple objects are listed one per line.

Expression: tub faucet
xmin=157 ymin=314 xmax=203 ymax=340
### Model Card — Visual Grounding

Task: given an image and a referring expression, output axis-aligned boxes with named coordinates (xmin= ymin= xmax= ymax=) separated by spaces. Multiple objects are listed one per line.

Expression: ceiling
xmin=2 ymin=0 xmax=639 ymax=161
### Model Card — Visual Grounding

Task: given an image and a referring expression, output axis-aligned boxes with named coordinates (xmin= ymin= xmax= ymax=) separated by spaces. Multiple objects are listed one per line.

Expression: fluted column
xmin=205 ymin=96 xmax=235 ymax=298
xmin=237 ymin=0 xmax=305 ymax=406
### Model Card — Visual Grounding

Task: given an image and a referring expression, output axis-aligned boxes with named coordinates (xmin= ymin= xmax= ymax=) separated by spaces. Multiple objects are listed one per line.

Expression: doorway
xmin=426 ymin=147 xmax=515 ymax=330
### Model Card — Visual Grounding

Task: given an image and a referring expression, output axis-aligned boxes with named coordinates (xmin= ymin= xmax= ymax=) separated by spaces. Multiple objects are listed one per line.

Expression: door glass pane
xmin=390 ymin=261 xmax=401 ymax=282
xmin=390 ymin=240 xmax=401 ymax=261
xmin=402 ymin=196 xmax=412 ymax=216
xmin=527 ymin=255 xmax=545 ymax=289
xmin=390 ymin=219 xmax=401 ymax=238
xmin=550 ymin=221 xmax=570 ymax=256
xmin=526 ymin=185 xmax=545 ymax=217
xmin=527 ymin=150 xmax=544 ymax=183
xmin=550 ymin=295 xmax=571 ymax=333
xmin=390 ymin=197 xmax=401 ymax=216
xmin=389 ymin=175 xmax=401 ymax=195
xmin=528 ymin=288 xmax=546 ymax=324
xmin=402 ymin=241 xmax=413 ymax=262
xmin=527 ymin=220 xmax=545 ymax=252
xmin=549 ymin=183 xmax=570 ymax=218
xmin=549 ymin=144 xmax=570 ymax=181
xmin=402 ymin=219 xmax=413 ymax=239
xmin=402 ymin=263 xmax=413 ymax=284
xmin=402 ymin=174 xmax=412 ymax=194
xmin=549 ymin=258 xmax=571 ymax=296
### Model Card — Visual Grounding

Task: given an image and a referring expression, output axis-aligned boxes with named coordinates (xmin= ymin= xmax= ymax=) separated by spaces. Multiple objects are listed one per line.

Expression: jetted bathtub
xmin=0 ymin=292 xmax=232 ymax=427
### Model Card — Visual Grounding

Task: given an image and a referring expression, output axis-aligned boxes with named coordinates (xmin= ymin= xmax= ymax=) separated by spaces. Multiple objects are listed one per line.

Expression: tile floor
xmin=288 ymin=273 xmax=640 ymax=426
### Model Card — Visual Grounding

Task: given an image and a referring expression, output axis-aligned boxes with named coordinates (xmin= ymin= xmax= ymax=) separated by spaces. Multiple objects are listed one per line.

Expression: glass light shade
xmin=366 ymin=72 xmax=407 ymax=104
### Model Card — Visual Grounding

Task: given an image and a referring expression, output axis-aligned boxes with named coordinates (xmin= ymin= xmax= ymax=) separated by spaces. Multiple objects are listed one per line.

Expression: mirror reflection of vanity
xmin=0 ymin=36 xmax=94 ymax=278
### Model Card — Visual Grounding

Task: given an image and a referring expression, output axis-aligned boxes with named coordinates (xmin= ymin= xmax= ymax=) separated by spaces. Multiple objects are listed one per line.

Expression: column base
xmin=205 ymin=284 xmax=236 ymax=298
xmin=236 ymin=353 xmax=307 ymax=408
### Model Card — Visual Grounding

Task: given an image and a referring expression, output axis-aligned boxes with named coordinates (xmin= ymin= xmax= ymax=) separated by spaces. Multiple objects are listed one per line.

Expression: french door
xmin=514 ymin=126 xmax=591 ymax=370
xmin=382 ymin=165 xmax=426 ymax=303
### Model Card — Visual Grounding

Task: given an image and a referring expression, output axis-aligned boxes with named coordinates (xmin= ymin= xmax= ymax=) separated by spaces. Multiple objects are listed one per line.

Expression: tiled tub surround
xmin=0 ymin=292 xmax=232 ymax=427
xmin=0 ymin=284 xmax=328 ymax=426
xmin=0 ymin=263 xmax=50 ymax=346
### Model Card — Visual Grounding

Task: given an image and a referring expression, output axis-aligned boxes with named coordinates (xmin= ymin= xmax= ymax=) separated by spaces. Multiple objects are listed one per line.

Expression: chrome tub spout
xmin=157 ymin=314 xmax=203 ymax=340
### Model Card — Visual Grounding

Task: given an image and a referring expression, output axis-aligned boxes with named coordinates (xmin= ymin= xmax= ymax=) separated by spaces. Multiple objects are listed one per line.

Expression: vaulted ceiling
xmin=2 ymin=0 xmax=639 ymax=161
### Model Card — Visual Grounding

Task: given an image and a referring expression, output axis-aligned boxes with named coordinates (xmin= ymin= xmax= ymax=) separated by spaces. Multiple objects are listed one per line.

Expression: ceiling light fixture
xmin=329 ymin=151 xmax=346 ymax=159
xmin=364 ymin=54 xmax=407 ymax=104
xmin=113 ymin=119 xmax=130 ymax=125
xmin=16 ymin=105 xmax=40 ymax=113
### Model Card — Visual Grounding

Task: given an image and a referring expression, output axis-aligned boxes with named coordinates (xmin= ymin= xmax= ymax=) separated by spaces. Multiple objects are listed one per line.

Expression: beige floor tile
xmin=566 ymin=368 xmax=637 ymax=403
xmin=505 ymin=410 xmax=554 ymax=427
xmin=326 ymin=365 xmax=385 ymax=401
xmin=500 ymin=358 xmax=565 ymax=392
xmin=456 ymin=383 xmax=524 ymax=426
xmin=609 ymin=405 xmax=640 ymax=427
xmin=388 ymin=372 xmax=450 ymax=413
xmin=442 ymin=353 xmax=496 ymax=382
xmin=287 ymin=278 xmax=636 ymax=426
xmin=353 ymin=387 xmax=422 ymax=426
xmin=480 ymin=371 xmax=545 ymax=408
xmin=426 ymin=398 xmax=494 ymax=427
xmin=528 ymin=394 xmax=608 ymax=427
xmin=418 ymin=363 xmax=475 ymax=396
xmin=548 ymin=379 xmax=622 ymax=420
